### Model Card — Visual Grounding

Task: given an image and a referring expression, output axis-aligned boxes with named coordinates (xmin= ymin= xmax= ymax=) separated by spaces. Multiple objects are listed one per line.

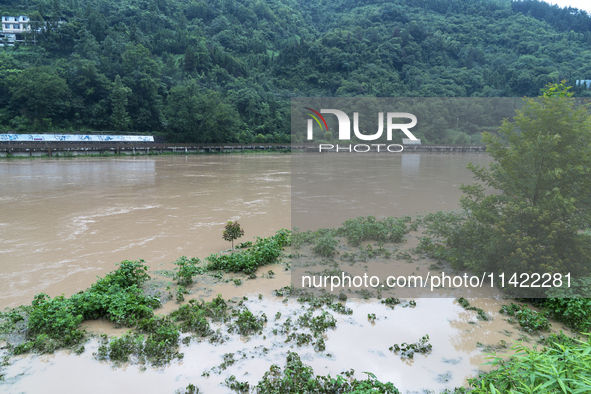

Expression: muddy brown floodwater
xmin=0 ymin=155 xmax=290 ymax=308
xmin=0 ymin=153 xmax=575 ymax=393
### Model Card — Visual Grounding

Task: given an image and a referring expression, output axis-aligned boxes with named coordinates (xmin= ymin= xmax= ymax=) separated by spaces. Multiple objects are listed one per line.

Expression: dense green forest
xmin=1 ymin=0 xmax=591 ymax=143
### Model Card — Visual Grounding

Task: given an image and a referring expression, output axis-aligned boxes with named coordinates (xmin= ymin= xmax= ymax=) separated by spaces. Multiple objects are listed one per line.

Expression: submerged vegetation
xmin=3 ymin=259 xmax=160 ymax=355
xmin=1 ymin=202 xmax=591 ymax=392
xmin=0 ymin=229 xmax=290 ymax=363
xmin=294 ymin=216 xmax=414 ymax=265
xmin=295 ymin=216 xmax=413 ymax=248
xmin=205 ymin=229 xmax=290 ymax=274
xmin=251 ymin=352 xmax=399 ymax=394
xmin=499 ymin=303 xmax=551 ymax=333
xmin=457 ymin=298 xmax=489 ymax=321
xmin=389 ymin=335 xmax=433 ymax=359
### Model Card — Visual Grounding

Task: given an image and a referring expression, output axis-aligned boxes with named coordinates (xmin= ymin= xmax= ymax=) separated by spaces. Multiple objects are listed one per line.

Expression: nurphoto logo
xmin=304 ymin=108 xmax=419 ymax=152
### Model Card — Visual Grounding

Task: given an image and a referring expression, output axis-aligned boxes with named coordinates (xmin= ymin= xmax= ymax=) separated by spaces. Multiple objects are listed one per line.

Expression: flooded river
xmin=0 ymin=153 xmax=489 ymax=308
xmin=0 ymin=155 xmax=290 ymax=308
xmin=0 ymin=153 xmax=573 ymax=393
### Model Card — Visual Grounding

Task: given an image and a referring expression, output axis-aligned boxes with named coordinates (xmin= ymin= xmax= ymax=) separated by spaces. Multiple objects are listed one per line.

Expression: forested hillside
xmin=1 ymin=0 xmax=591 ymax=143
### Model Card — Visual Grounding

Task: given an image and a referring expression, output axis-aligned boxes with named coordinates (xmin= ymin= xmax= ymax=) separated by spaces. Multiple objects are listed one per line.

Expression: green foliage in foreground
xmin=389 ymin=335 xmax=432 ymax=359
xmin=336 ymin=216 xmax=412 ymax=246
xmin=543 ymin=297 xmax=591 ymax=333
xmin=416 ymin=84 xmax=591 ymax=298
xmin=311 ymin=234 xmax=340 ymax=258
xmin=252 ymin=352 xmax=400 ymax=394
xmin=96 ymin=315 xmax=182 ymax=366
xmin=499 ymin=303 xmax=551 ymax=333
xmin=0 ymin=230 xmax=290 ymax=359
xmin=170 ymin=296 xmax=230 ymax=335
xmin=457 ymin=298 xmax=489 ymax=321
xmin=468 ymin=336 xmax=591 ymax=394
xmin=293 ymin=216 xmax=413 ymax=253
xmin=95 ymin=295 xmax=268 ymax=366
xmin=10 ymin=260 xmax=160 ymax=355
xmin=205 ymin=229 xmax=290 ymax=274
xmin=173 ymin=256 xmax=203 ymax=286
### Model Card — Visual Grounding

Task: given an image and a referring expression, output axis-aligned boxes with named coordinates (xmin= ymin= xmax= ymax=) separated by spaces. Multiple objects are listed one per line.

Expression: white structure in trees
xmin=1 ymin=16 xmax=31 ymax=45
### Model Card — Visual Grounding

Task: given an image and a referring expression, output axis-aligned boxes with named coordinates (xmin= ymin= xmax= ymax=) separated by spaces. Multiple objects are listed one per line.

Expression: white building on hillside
xmin=2 ymin=16 xmax=31 ymax=32
xmin=1 ymin=16 xmax=31 ymax=45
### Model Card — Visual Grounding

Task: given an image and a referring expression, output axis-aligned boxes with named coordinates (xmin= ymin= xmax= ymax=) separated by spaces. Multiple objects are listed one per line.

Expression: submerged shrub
xmin=97 ymin=316 xmax=182 ymax=366
xmin=170 ymin=295 xmax=229 ymax=336
xmin=457 ymin=298 xmax=489 ymax=321
xmin=228 ymin=309 xmax=267 ymax=336
xmin=381 ymin=297 xmax=401 ymax=309
xmin=297 ymin=311 xmax=336 ymax=336
xmin=543 ymin=297 xmax=591 ymax=332
xmin=179 ymin=383 xmax=200 ymax=394
xmin=10 ymin=260 xmax=160 ymax=355
xmin=173 ymin=256 xmax=203 ymax=286
xmin=311 ymin=234 xmax=339 ymax=258
xmin=542 ymin=278 xmax=591 ymax=332
xmin=97 ymin=332 xmax=143 ymax=363
xmin=206 ymin=229 xmax=290 ymax=274
xmin=499 ymin=303 xmax=551 ymax=333
xmin=389 ymin=335 xmax=432 ymax=359
xmin=253 ymin=352 xmax=399 ymax=393
xmin=336 ymin=216 xmax=409 ymax=246
xmin=291 ymin=227 xmax=315 ymax=249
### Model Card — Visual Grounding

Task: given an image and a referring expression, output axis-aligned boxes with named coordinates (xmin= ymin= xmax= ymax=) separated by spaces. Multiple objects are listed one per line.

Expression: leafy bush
xmin=341 ymin=243 xmax=392 ymax=263
xmin=253 ymin=352 xmax=399 ymax=394
xmin=418 ymin=88 xmax=591 ymax=296
xmin=336 ymin=216 xmax=410 ymax=246
xmin=499 ymin=303 xmax=551 ymax=333
xmin=235 ymin=241 xmax=253 ymax=249
xmin=228 ymin=309 xmax=267 ymax=336
xmin=389 ymin=335 xmax=432 ymax=359
xmin=297 ymin=311 xmax=336 ymax=336
xmin=468 ymin=338 xmax=591 ymax=393
xmin=311 ymin=234 xmax=339 ymax=258
xmin=170 ymin=295 xmax=229 ymax=335
xmin=543 ymin=297 xmax=591 ymax=333
xmin=381 ymin=297 xmax=401 ymax=309
xmin=173 ymin=256 xmax=203 ymax=286
xmin=414 ymin=211 xmax=471 ymax=267
xmin=205 ymin=229 xmax=290 ymax=274
xmin=97 ymin=332 xmax=143 ymax=363
xmin=11 ymin=260 xmax=160 ymax=355
xmin=97 ymin=315 xmax=182 ymax=366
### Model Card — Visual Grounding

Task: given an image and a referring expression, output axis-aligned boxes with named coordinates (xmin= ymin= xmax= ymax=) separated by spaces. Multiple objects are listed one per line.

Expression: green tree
xmin=223 ymin=221 xmax=244 ymax=250
xmin=74 ymin=27 xmax=100 ymax=62
xmin=183 ymin=46 xmax=197 ymax=72
xmin=8 ymin=67 xmax=70 ymax=130
xmin=121 ymin=44 xmax=162 ymax=131
xmin=110 ymin=75 xmax=131 ymax=131
xmin=450 ymin=82 xmax=591 ymax=290
xmin=165 ymin=80 xmax=241 ymax=142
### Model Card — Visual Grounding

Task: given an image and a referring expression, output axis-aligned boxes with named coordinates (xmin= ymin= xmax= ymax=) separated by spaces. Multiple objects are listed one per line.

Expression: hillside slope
xmin=1 ymin=0 xmax=590 ymax=143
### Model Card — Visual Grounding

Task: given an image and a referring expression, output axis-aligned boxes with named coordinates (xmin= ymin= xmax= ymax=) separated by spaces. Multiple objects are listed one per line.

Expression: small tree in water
xmin=223 ymin=221 xmax=244 ymax=249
